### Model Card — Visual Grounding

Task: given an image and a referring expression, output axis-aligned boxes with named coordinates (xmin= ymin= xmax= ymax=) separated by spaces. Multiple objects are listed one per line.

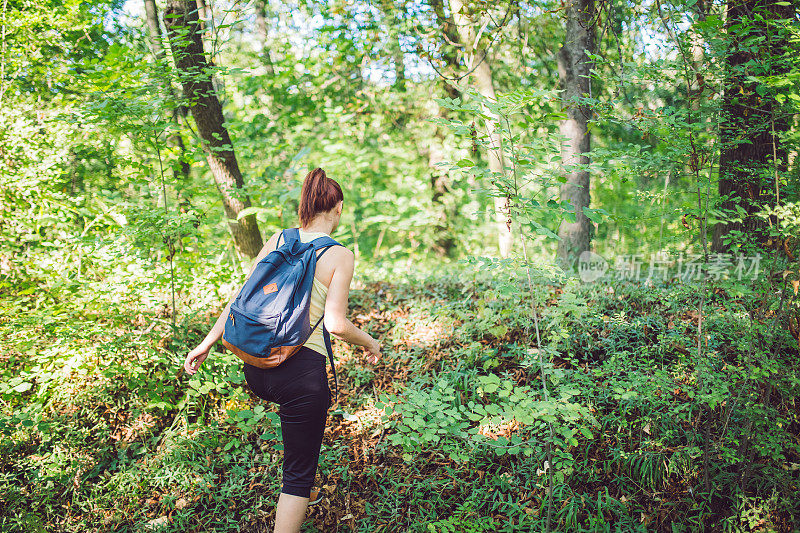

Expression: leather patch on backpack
xmin=263 ymin=283 xmax=278 ymax=294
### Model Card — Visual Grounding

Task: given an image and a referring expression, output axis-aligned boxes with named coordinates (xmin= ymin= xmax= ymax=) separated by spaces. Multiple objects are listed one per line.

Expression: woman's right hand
xmin=184 ymin=344 xmax=211 ymax=375
xmin=364 ymin=339 xmax=382 ymax=365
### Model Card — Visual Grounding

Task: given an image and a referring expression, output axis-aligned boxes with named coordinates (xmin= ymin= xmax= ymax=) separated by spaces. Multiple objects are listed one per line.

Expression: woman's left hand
xmin=184 ymin=344 xmax=211 ymax=375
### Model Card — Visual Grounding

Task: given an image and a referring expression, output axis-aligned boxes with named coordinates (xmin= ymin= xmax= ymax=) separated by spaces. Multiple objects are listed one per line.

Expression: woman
xmin=183 ymin=168 xmax=382 ymax=533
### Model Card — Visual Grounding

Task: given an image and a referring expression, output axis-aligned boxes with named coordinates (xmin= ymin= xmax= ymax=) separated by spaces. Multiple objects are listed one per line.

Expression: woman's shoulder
xmin=313 ymin=241 xmax=353 ymax=288
xmin=329 ymin=244 xmax=354 ymax=262
xmin=318 ymin=242 xmax=354 ymax=277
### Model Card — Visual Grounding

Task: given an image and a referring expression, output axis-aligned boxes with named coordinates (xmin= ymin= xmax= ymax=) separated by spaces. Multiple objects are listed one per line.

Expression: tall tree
xmin=195 ymin=0 xmax=209 ymax=33
xmin=416 ymin=0 xmax=463 ymax=256
xmin=143 ymin=0 xmax=192 ymax=209
xmin=429 ymin=0 xmax=462 ymax=101
xmin=378 ymin=0 xmax=406 ymax=90
xmin=556 ymin=0 xmax=595 ymax=269
xmin=688 ymin=1 xmax=711 ymax=113
xmin=448 ymin=0 xmax=513 ymax=257
xmin=711 ymin=0 xmax=793 ymax=252
xmin=253 ymin=0 xmax=276 ymax=76
xmin=164 ymin=0 xmax=263 ymax=258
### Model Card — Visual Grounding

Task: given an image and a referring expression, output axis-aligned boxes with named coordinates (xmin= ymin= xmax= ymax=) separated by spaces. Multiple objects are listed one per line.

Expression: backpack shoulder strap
xmin=309 ymin=309 xmax=339 ymax=406
xmin=283 ymin=227 xmax=301 ymax=244
xmin=310 ymin=235 xmax=342 ymax=259
xmin=323 ymin=322 xmax=338 ymax=406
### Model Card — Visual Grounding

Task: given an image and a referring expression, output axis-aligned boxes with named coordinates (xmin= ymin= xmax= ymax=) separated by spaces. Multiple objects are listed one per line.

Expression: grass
xmin=1 ymin=264 xmax=798 ymax=532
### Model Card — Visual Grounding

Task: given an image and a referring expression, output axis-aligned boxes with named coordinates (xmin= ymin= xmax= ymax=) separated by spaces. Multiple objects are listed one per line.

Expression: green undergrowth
xmin=1 ymin=264 xmax=798 ymax=532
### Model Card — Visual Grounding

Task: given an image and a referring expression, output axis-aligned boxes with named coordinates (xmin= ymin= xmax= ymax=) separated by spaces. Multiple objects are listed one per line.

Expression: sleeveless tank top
xmin=297 ymin=228 xmax=329 ymax=357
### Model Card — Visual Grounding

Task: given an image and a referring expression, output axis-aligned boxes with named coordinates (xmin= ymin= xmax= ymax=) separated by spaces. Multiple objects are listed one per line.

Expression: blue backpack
xmin=222 ymin=228 xmax=341 ymax=400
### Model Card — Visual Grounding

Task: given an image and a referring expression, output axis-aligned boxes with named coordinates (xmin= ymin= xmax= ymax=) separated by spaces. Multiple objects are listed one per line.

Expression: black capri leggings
xmin=242 ymin=346 xmax=331 ymax=498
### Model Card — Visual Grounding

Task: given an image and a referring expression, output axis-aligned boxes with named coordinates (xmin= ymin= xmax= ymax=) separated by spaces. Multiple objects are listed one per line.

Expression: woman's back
xmin=296 ymin=228 xmax=333 ymax=356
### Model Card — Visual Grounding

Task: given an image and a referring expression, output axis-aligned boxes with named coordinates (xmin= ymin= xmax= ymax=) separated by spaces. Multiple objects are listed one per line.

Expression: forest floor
xmin=1 ymin=270 xmax=799 ymax=532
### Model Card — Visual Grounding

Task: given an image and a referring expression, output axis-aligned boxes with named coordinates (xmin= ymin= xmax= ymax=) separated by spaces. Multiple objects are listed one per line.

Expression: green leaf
xmin=488 ymin=324 xmax=508 ymax=338
xmin=530 ymin=221 xmax=559 ymax=239
xmin=13 ymin=382 xmax=32 ymax=393
xmin=582 ymin=206 xmax=603 ymax=224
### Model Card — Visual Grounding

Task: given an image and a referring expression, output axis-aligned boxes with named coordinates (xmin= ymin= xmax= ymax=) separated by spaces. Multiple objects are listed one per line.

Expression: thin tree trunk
xmin=254 ymin=0 xmax=275 ymax=76
xmin=380 ymin=0 xmax=405 ymax=90
xmin=144 ymin=0 xmax=165 ymax=58
xmin=448 ymin=0 xmax=512 ymax=258
xmin=687 ymin=1 xmax=709 ymax=112
xmin=0 ymin=0 xmax=7 ymax=108
xmin=144 ymin=0 xmax=192 ymax=209
xmin=164 ymin=0 xmax=263 ymax=258
xmin=711 ymin=0 xmax=792 ymax=252
xmin=556 ymin=0 xmax=594 ymax=270
xmin=420 ymin=123 xmax=457 ymax=256
xmin=430 ymin=0 xmax=462 ymax=100
xmin=423 ymin=0 xmax=464 ymax=257
xmin=195 ymin=0 xmax=209 ymax=33
xmin=393 ymin=45 xmax=405 ymax=90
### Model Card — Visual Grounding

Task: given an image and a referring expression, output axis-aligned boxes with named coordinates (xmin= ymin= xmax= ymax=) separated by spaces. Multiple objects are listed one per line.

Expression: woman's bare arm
xmin=323 ymin=247 xmax=381 ymax=363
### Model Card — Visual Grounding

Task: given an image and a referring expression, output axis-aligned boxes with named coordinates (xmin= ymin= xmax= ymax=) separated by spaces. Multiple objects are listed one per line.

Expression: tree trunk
xmin=418 ymin=120 xmax=457 ymax=256
xmin=195 ymin=0 xmax=209 ymax=33
xmin=556 ymin=0 xmax=594 ymax=270
xmin=448 ymin=0 xmax=512 ymax=258
xmin=254 ymin=0 xmax=276 ymax=76
xmin=143 ymin=0 xmax=192 ymax=209
xmin=688 ymin=1 xmax=709 ymax=112
xmin=430 ymin=0 xmax=462 ymax=101
xmin=423 ymin=0 xmax=464 ymax=257
xmin=393 ymin=45 xmax=405 ymax=90
xmin=144 ymin=0 xmax=165 ymax=58
xmin=164 ymin=0 xmax=263 ymax=258
xmin=389 ymin=5 xmax=406 ymax=90
xmin=711 ymin=0 xmax=792 ymax=252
